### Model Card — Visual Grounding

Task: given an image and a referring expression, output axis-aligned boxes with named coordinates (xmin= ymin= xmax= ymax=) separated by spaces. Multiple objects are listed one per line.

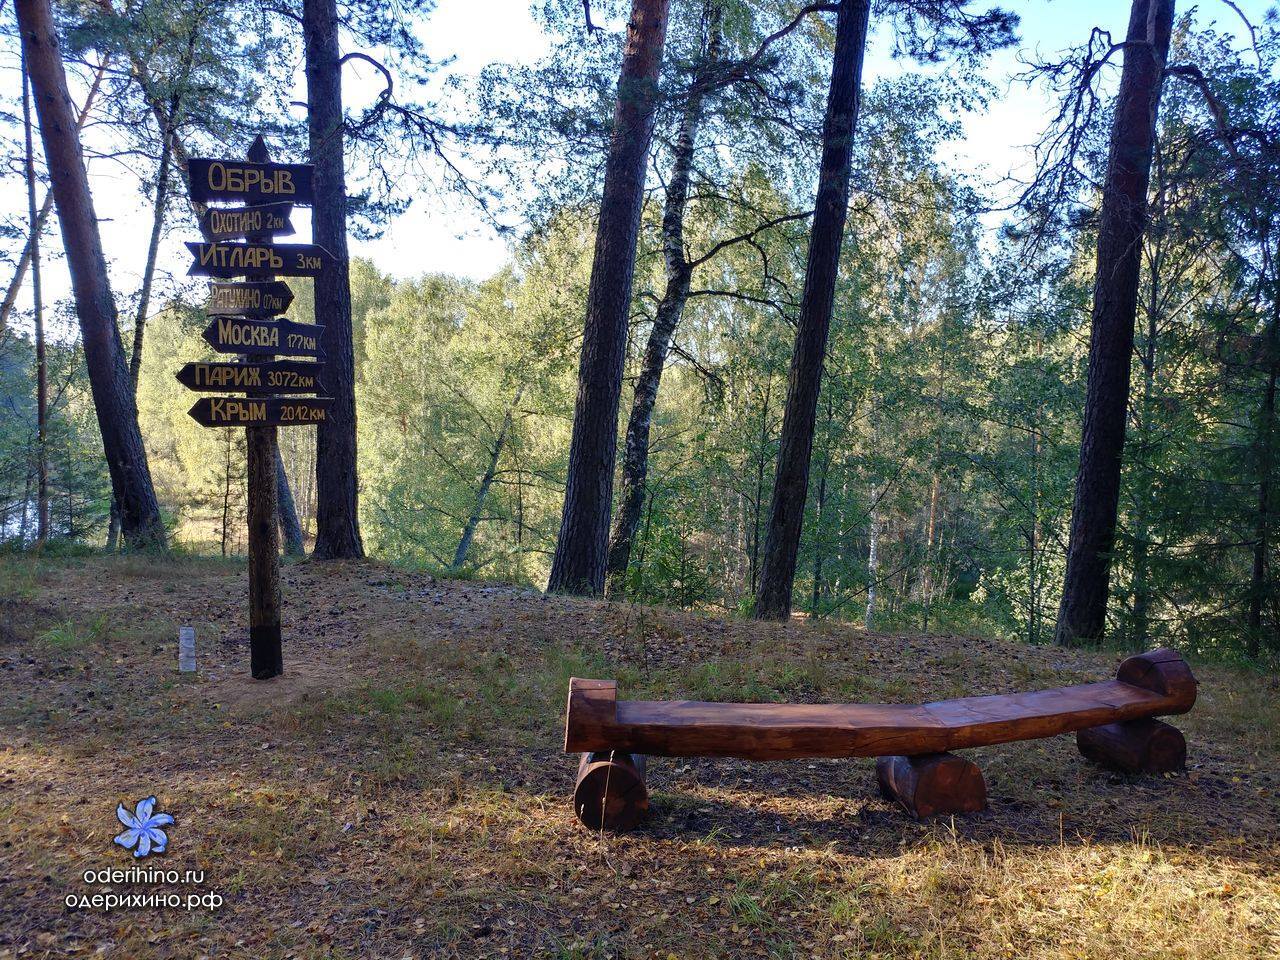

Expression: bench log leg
xmin=876 ymin=753 xmax=987 ymax=819
xmin=573 ymin=751 xmax=648 ymax=831
xmin=1077 ymin=718 xmax=1186 ymax=774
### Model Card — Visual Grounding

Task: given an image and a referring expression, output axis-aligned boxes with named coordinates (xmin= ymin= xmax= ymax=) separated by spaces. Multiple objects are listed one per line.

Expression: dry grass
xmin=0 ymin=552 xmax=1276 ymax=959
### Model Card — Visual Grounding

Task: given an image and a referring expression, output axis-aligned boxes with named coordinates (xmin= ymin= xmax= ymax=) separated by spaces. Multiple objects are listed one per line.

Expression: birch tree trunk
xmin=755 ymin=0 xmax=870 ymax=620
xmin=547 ymin=0 xmax=671 ymax=595
xmin=604 ymin=2 xmax=723 ymax=596
xmin=452 ymin=386 xmax=524 ymax=570
xmin=17 ymin=0 xmax=166 ymax=549
xmin=1054 ymin=0 xmax=1174 ymax=645
xmin=0 ymin=59 xmax=106 ymax=337
xmin=22 ymin=44 xmax=48 ymax=545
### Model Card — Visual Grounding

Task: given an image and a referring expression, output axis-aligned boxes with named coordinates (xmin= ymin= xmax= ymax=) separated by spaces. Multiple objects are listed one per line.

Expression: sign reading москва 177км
xmin=187 ymin=158 xmax=314 ymax=204
xmin=186 ymin=241 xmax=332 ymax=278
xmin=201 ymin=316 xmax=325 ymax=358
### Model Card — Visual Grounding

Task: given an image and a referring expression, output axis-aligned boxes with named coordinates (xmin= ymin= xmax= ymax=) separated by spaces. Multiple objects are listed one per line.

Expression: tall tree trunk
xmin=22 ymin=43 xmax=49 ymax=546
xmin=547 ymin=0 xmax=672 ymax=596
xmin=1054 ymin=0 xmax=1173 ymax=646
xmin=0 ymin=58 xmax=106 ymax=337
xmin=864 ymin=397 xmax=881 ymax=631
xmin=1248 ymin=301 xmax=1279 ymax=658
xmin=1130 ymin=237 xmax=1162 ymax=651
xmin=129 ymin=113 xmax=173 ymax=386
xmin=17 ymin=0 xmax=166 ymax=549
xmin=810 ymin=449 xmax=830 ymax=617
xmin=452 ymin=385 xmax=524 ymax=570
xmin=750 ymin=377 xmax=773 ymax=594
xmin=605 ymin=2 xmax=721 ymax=596
xmin=304 ymin=0 xmax=363 ymax=559
xmin=277 ymin=452 xmax=305 ymax=555
xmin=755 ymin=0 xmax=869 ymax=620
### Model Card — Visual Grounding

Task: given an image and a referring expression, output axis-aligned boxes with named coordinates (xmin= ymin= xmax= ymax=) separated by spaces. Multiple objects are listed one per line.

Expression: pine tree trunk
xmin=547 ymin=0 xmax=672 ymax=595
xmin=605 ymin=3 xmax=722 ymax=596
xmin=1054 ymin=0 xmax=1173 ymax=646
xmin=17 ymin=0 xmax=166 ymax=550
xmin=755 ymin=0 xmax=869 ymax=620
xmin=304 ymin=0 xmax=364 ymax=560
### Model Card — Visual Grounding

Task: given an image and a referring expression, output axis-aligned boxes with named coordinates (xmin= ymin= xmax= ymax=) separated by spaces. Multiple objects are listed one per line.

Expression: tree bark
xmin=304 ymin=0 xmax=364 ymax=559
xmin=22 ymin=46 xmax=49 ymax=545
xmin=17 ymin=0 xmax=166 ymax=550
xmin=755 ymin=0 xmax=869 ymax=620
xmin=1247 ymin=302 xmax=1278 ymax=657
xmin=547 ymin=0 xmax=672 ymax=595
xmin=1054 ymin=0 xmax=1173 ymax=646
xmin=604 ymin=2 xmax=722 ymax=597
xmin=277 ymin=452 xmax=305 ymax=556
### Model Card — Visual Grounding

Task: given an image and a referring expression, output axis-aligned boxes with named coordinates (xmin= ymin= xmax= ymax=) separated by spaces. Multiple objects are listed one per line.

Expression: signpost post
xmin=178 ymin=135 xmax=331 ymax=680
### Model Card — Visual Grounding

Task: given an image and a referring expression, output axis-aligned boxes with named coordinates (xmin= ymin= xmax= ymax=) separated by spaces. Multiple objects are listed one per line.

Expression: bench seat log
xmin=565 ymin=649 xmax=1195 ymax=761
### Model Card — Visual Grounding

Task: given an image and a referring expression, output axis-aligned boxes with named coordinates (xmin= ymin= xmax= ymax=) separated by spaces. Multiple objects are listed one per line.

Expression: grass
xmin=0 ymin=552 xmax=1276 ymax=958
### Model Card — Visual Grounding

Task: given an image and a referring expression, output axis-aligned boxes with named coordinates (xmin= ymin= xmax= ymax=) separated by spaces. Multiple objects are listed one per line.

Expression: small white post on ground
xmin=178 ymin=626 xmax=196 ymax=673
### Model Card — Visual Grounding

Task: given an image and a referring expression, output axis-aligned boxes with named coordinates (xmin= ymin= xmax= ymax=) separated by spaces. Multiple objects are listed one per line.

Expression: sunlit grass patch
xmin=37 ymin=614 xmax=108 ymax=650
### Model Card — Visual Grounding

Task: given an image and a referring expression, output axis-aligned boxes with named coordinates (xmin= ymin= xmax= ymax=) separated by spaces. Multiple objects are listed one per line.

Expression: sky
xmin=1 ymin=0 xmax=1274 ymax=336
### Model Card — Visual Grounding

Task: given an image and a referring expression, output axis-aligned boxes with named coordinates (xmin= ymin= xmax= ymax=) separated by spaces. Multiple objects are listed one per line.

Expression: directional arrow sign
xmin=205 ymin=281 xmax=294 ymax=317
xmin=176 ymin=360 xmax=328 ymax=395
xmin=202 ymin=316 xmax=325 ymax=358
xmin=187 ymin=241 xmax=332 ymax=278
xmin=188 ymin=396 xmax=333 ymax=428
xmin=201 ymin=203 xmax=295 ymax=241
xmin=187 ymin=158 xmax=314 ymax=204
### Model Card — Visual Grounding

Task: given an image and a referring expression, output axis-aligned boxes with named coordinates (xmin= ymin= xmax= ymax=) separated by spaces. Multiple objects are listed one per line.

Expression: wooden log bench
xmin=564 ymin=647 xmax=1196 ymax=829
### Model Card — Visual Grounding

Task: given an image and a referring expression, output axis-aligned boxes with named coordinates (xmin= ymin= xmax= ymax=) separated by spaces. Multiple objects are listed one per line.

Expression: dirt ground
xmin=0 ymin=552 xmax=1277 ymax=959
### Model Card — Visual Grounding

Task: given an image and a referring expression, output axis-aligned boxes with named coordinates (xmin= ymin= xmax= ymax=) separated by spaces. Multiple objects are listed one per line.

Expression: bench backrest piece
xmin=564 ymin=648 xmax=1197 ymax=761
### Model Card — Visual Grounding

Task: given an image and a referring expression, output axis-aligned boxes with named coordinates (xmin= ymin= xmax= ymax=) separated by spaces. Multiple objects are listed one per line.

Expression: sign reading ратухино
xmin=205 ymin=281 xmax=294 ymax=317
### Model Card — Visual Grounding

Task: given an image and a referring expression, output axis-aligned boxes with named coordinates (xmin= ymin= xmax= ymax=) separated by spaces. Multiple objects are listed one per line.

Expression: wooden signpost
xmin=201 ymin=203 xmax=294 ymax=241
xmin=206 ymin=281 xmax=294 ymax=317
xmin=177 ymin=136 xmax=331 ymax=680
xmin=201 ymin=316 xmax=326 ymax=358
xmin=176 ymin=360 xmax=328 ymax=394
xmin=186 ymin=241 xmax=332 ymax=278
